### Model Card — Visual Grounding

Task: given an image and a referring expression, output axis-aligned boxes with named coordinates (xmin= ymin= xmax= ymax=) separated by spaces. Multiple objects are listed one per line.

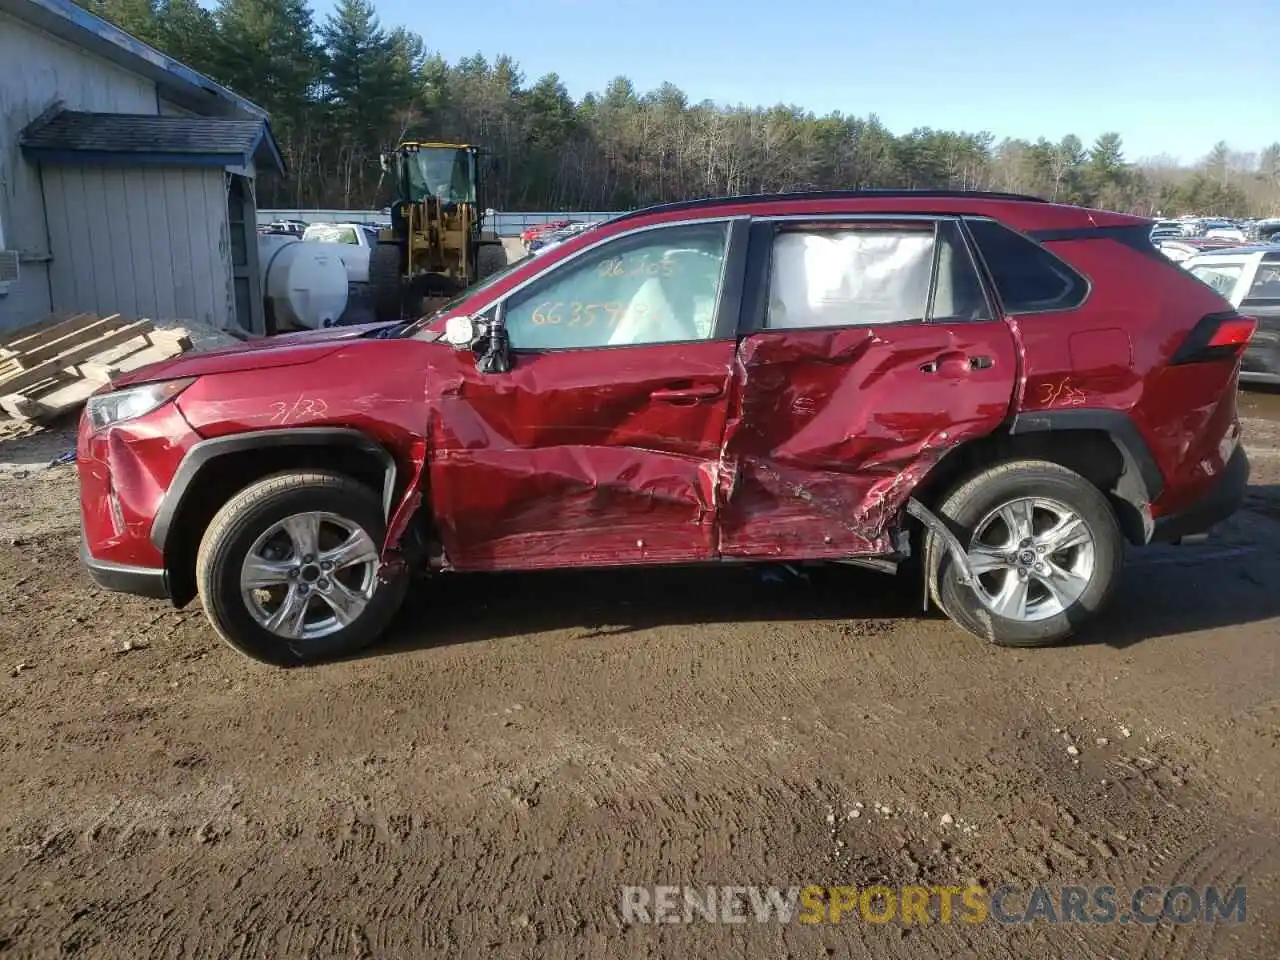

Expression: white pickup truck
xmin=301 ymin=222 xmax=382 ymax=284
xmin=1183 ymin=245 xmax=1280 ymax=385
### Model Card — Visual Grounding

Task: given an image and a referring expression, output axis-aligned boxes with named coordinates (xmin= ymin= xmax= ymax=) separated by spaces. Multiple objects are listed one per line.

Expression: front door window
xmin=502 ymin=222 xmax=731 ymax=350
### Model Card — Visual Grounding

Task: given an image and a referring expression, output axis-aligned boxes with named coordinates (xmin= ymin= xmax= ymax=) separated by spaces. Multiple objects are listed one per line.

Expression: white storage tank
xmin=257 ymin=234 xmax=350 ymax=331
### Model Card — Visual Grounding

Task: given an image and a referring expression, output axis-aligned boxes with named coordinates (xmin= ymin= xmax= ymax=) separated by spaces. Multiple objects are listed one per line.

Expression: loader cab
xmin=393 ymin=144 xmax=478 ymax=206
xmin=381 ymin=143 xmax=484 ymax=208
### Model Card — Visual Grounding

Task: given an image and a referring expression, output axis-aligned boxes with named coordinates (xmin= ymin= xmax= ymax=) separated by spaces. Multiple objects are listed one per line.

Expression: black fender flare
xmin=1008 ymin=408 xmax=1163 ymax=498
xmin=149 ymin=427 xmax=398 ymax=553
xmin=910 ymin=408 xmax=1165 ymax=610
xmin=1007 ymin=407 xmax=1163 ymax=541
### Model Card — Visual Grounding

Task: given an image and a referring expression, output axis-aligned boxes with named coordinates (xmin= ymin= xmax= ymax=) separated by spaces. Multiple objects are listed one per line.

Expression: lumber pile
xmin=0 ymin=313 xmax=192 ymax=422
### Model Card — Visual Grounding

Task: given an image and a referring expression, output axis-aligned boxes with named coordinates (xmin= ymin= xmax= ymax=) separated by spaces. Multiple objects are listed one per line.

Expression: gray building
xmin=0 ymin=0 xmax=284 ymax=334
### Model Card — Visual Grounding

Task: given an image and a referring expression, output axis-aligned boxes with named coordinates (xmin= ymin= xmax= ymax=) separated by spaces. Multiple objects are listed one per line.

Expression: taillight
xmin=1169 ymin=312 xmax=1258 ymax=365
xmin=1206 ymin=316 xmax=1257 ymax=347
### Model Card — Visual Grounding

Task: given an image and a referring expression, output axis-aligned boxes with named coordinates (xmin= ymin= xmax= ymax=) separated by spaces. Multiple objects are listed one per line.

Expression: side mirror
xmin=444 ymin=312 xmax=512 ymax=373
xmin=475 ymin=323 xmax=511 ymax=374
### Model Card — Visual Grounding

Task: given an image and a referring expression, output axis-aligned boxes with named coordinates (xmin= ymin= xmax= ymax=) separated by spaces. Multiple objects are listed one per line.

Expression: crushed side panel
xmin=421 ymin=341 xmax=738 ymax=570
xmin=717 ymin=322 xmax=1019 ymax=559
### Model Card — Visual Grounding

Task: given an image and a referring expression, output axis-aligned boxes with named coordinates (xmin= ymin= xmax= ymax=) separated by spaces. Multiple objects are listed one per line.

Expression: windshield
xmin=403 ymin=147 xmax=476 ymax=204
xmin=302 ymin=224 xmax=361 ymax=245
xmin=399 ymin=252 xmax=533 ymax=337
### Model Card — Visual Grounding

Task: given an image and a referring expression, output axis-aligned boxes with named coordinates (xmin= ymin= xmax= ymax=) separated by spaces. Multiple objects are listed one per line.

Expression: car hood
xmin=108 ymin=322 xmax=400 ymax=389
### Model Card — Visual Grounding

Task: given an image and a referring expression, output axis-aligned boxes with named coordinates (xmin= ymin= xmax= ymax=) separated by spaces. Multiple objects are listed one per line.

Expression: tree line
xmin=78 ymin=0 xmax=1280 ymax=217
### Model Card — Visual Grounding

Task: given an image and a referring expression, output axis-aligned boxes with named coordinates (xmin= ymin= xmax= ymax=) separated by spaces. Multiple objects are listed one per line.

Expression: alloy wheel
xmin=965 ymin=496 xmax=1097 ymax=622
xmin=240 ymin=511 xmax=381 ymax=641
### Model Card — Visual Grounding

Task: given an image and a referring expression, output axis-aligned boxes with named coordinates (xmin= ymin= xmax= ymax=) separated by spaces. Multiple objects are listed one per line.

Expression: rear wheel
xmin=369 ymin=242 xmax=403 ymax=323
xmin=195 ymin=472 xmax=408 ymax=666
xmin=928 ymin=460 xmax=1123 ymax=647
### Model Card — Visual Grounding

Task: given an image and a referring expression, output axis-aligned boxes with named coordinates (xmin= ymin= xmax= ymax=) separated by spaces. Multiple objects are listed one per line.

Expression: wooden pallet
xmin=0 ymin=314 xmax=192 ymax=422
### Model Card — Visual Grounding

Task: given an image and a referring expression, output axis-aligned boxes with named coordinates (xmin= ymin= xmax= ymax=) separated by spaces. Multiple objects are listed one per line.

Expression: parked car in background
xmin=301 ymin=222 xmax=380 ymax=284
xmin=1155 ymin=236 xmax=1247 ymax=263
xmin=529 ymin=220 xmax=598 ymax=255
xmin=1255 ymin=219 xmax=1280 ymax=244
xmin=1150 ymin=220 xmax=1189 ymax=243
xmin=78 ymin=190 xmax=1252 ymax=666
xmin=1183 ymin=245 xmax=1280 ymax=385
xmin=261 ymin=219 xmax=310 ymax=238
xmin=1203 ymin=225 xmax=1249 ymax=243
xmin=526 ymin=220 xmax=592 ymax=254
xmin=520 ymin=219 xmax=572 ymax=251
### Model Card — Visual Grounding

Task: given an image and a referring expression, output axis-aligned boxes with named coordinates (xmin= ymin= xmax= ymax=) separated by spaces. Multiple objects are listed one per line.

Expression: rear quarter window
xmin=964 ymin=218 xmax=1089 ymax=314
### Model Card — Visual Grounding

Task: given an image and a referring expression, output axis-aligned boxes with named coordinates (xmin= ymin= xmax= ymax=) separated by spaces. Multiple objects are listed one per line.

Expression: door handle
xmin=651 ymin=385 xmax=723 ymax=403
xmin=919 ymin=352 xmax=993 ymax=375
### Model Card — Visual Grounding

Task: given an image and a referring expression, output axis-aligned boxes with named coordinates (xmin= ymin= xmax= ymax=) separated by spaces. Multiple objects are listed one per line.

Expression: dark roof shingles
xmin=21 ymin=110 xmax=264 ymax=158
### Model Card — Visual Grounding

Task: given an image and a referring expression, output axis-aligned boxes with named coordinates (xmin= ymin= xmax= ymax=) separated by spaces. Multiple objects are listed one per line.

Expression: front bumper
xmin=76 ymin=400 xmax=199 ymax=579
xmin=80 ymin=536 xmax=170 ymax=599
xmin=1151 ymin=445 xmax=1250 ymax=543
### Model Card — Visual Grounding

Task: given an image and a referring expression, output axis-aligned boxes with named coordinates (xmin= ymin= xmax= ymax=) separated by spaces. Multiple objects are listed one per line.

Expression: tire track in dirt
xmin=0 ymin=622 xmax=1266 ymax=953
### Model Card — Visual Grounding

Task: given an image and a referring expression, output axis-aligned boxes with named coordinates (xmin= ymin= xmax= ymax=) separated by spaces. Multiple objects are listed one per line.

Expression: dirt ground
xmin=1 ymin=390 xmax=1278 ymax=959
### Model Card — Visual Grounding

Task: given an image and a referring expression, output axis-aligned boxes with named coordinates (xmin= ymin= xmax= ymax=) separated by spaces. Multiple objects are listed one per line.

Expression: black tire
xmin=195 ymin=471 xmax=408 ymax=666
xmin=475 ymin=242 xmax=508 ymax=282
xmin=369 ymin=242 xmax=404 ymax=323
xmin=927 ymin=459 xmax=1123 ymax=648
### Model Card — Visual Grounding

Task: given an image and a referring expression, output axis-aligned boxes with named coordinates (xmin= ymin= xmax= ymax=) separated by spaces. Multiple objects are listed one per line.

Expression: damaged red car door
xmin=427 ymin=218 xmax=749 ymax=570
xmin=716 ymin=216 xmax=1020 ymax=559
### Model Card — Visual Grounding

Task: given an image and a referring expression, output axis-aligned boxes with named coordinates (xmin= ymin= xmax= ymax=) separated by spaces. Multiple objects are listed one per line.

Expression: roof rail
xmin=608 ymin=188 xmax=1049 ymax=224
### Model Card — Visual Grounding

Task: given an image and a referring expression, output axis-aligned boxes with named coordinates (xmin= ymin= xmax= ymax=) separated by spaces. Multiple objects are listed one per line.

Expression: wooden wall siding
xmin=0 ymin=257 xmax=52 ymax=332
xmin=44 ymin=166 xmax=232 ymax=328
xmin=0 ymin=9 xmax=158 ymax=328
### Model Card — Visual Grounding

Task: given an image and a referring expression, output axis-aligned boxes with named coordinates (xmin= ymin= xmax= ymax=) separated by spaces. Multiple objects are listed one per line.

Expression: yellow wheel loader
xmin=369 ymin=141 xmax=509 ymax=322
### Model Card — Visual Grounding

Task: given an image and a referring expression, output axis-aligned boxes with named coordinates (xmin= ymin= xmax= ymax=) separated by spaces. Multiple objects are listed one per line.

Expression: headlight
xmin=85 ymin=378 xmax=196 ymax=431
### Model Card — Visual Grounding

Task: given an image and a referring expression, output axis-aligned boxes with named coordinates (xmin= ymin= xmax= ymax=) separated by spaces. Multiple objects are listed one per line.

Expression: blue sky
xmin=311 ymin=0 xmax=1279 ymax=164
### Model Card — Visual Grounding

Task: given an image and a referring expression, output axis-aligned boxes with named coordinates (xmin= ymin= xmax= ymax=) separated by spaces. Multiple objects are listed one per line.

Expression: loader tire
xmin=369 ymin=242 xmax=404 ymax=323
xmin=476 ymin=243 xmax=508 ymax=282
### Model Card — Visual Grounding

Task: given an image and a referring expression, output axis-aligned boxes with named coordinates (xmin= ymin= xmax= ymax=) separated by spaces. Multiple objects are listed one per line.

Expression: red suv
xmin=77 ymin=190 xmax=1254 ymax=666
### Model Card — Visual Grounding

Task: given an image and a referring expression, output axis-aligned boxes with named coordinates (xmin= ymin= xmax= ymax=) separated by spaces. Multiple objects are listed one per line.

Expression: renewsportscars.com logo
xmin=620 ymin=884 xmax=1247 ymax=926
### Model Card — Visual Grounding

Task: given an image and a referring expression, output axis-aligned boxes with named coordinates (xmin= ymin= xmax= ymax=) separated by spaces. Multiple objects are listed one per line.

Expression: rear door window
xmin=964 ymin=218 xmax=1089 ymax=314
xmin=762 ymin=219 xmax=991 ymax=328
xmin=765 ymin=221 xmax=934 ymax=328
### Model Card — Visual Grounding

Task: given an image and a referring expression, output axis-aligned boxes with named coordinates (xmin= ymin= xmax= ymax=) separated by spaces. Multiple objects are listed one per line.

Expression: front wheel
xmin=928 ymin=460 xmax=1123 ymax=647
xmin=195 ymin=472 xmax=408 ymax=666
